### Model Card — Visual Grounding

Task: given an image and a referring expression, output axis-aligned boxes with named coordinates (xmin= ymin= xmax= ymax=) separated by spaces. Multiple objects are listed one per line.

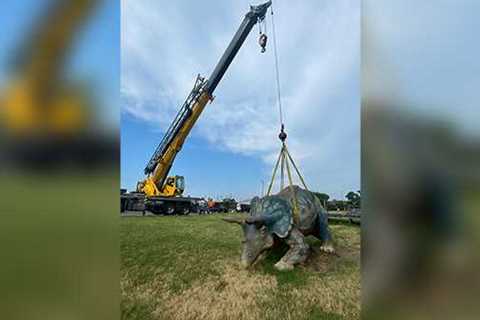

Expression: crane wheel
xmin=166 ymin=205 xmax=175 ymax=215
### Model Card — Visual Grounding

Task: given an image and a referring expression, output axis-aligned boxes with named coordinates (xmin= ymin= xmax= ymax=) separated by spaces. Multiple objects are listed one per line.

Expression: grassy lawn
xmin=121 ymin=213 xmax=360 ymax=320
xmin=0 ymin=172 xmax=119 ymax=319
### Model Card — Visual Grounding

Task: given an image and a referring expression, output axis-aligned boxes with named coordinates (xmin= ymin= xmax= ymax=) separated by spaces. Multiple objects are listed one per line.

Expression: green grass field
xmin=121 ymin=213 xmax=360 ymax=320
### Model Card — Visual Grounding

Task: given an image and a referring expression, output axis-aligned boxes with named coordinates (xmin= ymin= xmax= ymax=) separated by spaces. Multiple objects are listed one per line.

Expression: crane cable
xmin=265 ymin=2 xmax=310 ymax=223
xmin=270 ymin=4 xmax=284 ymax=127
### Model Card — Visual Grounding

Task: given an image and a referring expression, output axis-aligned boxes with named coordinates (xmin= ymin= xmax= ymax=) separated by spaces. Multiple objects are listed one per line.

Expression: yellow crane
xmin=0 ymin=0 xmax=115 ymax=167
xmin=1 ymin=0 xmax=96 ymax=137
xmin=122 ymin=1 xmax=272 ymax=215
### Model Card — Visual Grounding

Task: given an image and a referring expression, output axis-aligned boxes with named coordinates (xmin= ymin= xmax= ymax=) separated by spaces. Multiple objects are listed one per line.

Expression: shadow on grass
xmin=255 ymin=243 xmax=311 ymax=288
xmin=253 ymin=233 xmax=359 ymax=289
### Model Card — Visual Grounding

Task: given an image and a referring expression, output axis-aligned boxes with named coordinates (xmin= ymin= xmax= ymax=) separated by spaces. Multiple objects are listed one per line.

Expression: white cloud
xmin=121 ymin=0 xmax=360 ymax=199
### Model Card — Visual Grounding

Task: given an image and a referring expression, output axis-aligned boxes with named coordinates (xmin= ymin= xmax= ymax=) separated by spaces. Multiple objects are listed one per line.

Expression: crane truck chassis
xmin=121 ymin=1 xmax=272 ymax=215
xmin=120 ymin=192 xmax=203 ymax=215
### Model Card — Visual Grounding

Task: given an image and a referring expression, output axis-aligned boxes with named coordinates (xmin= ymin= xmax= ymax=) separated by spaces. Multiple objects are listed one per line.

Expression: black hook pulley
xmin=278 ymin=124 xmax=287 ymax=142
xmin=259 ymin=33 xmax=268 ymax=53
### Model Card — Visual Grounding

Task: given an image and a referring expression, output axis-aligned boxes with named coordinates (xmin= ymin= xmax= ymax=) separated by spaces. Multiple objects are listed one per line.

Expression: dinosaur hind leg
xmin=314 ymin=214 xmax=335 ymax=254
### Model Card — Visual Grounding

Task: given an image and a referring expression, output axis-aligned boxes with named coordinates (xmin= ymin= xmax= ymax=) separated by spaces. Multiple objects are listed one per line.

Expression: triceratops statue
xmin=223 ymin=186 xmax=334 ymax=271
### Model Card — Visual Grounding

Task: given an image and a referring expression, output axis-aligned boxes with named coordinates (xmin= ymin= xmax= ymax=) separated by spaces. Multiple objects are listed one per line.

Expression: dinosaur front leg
xmin=274 ymin=228 xmax=310 ymax=271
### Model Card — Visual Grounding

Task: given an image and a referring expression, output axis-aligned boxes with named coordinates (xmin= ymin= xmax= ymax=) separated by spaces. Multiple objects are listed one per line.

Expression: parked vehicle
xmin=236 ymin=203 xmax=251 ymax=213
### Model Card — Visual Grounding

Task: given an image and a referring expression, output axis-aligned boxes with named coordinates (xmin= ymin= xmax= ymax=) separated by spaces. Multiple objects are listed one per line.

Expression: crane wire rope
xmin=264 ymin=2 xmax=310 ymax=222
xmin=270 ymin=3 xmax=284 ymax=127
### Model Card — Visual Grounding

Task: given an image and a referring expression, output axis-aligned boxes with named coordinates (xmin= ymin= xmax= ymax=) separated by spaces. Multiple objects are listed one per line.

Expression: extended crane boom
xmin=138 ymin=1 xmax=271 ymax=200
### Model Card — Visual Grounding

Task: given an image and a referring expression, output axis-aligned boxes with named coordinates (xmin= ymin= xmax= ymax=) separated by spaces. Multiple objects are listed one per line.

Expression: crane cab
xmin=138 ymin=175 xmax=185 ymax=197
xmin=163 ymin=175 xmax=185 ymax=196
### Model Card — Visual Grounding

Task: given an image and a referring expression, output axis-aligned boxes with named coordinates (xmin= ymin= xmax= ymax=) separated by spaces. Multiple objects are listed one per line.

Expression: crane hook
xmin=278 ymin=124 xmax=287 ymax=142
xmin=259 ymin=33 xmax=268 ymax=53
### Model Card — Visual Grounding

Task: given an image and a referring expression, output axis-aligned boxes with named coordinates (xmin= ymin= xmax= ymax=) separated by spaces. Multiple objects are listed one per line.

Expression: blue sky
xmin=0 ymin=0 xmax=119 ymax=126
xmin=122 ymin=116 xmax=265 ymax=201
xmin=121 ymin=0 xmax=360 ymax=200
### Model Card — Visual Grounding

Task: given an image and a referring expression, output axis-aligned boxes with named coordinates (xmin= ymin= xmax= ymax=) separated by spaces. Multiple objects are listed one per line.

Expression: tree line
xmin=313 ymin=190 xmax=361 ymax=211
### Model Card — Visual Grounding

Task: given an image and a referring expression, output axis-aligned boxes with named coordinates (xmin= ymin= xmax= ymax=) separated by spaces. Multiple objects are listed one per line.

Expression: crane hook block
xmin=279 ymin=124 xmax=287 ymax=142
xmin=259 ymin=33 xmax=268 ymax=53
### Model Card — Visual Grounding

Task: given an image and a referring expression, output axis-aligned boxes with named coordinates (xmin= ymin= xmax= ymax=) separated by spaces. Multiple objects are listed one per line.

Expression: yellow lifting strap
xmin=266 ymin=134 xmax=309 ymax=223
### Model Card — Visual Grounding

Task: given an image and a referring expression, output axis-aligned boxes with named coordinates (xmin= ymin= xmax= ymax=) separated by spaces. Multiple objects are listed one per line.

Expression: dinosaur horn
xmin=245 ymin=215 xmax=268 ymax=226
xmin=222 ymin=216 xmax=245 ymax=225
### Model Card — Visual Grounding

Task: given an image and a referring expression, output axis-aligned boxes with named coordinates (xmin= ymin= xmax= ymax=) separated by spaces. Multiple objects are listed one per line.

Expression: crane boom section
xmin=142 ymin=1 xmax=271 ymax=195
xmin=205 ymin=1 xmax=271 ymax=95
xmin=148 ymin=90 xmax=210 ymax=194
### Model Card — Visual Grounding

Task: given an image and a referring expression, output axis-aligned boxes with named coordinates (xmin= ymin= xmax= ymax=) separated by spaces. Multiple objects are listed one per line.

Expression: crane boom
xmin=204 ymin=1 xmax=271 ymax=95
xmin=1 ymin=0 xmax=98 ymax=135
xmin=140 ymin=1 xmax=271 ymax=196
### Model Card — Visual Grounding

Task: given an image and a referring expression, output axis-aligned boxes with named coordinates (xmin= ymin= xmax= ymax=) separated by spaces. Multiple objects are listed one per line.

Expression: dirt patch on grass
xmin=160 ymin=262 xmax=277 ymax=320
xmin=305 ymin=244 xmax=360 ymax=274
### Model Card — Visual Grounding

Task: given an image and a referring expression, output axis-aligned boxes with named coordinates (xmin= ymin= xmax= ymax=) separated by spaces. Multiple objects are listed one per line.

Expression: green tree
xmin=222 ymin=198 xmax=237 ymax=212
xmin=314 ymin=192 xmax=330 ymax=208
xmin=345 ymin=191 xmax=361 ymax=208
